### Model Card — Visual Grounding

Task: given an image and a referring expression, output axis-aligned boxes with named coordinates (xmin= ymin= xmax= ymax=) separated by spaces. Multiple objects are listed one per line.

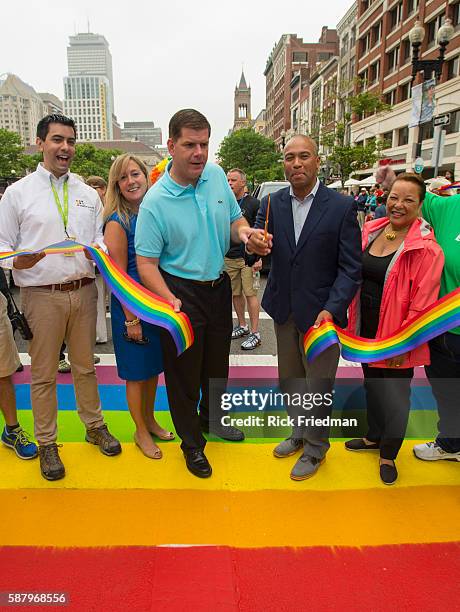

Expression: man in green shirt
xmin=377 ymin=167 xmax=460 ymax=461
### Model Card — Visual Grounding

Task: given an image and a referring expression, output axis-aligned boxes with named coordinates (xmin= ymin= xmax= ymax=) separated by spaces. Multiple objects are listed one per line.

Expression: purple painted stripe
xmin=12 ymin=364 xmax=428 ymax=385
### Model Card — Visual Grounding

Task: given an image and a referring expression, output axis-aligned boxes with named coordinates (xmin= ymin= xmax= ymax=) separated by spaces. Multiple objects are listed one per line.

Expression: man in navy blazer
xmin=246 ymin=135 xmax=361 ymax=480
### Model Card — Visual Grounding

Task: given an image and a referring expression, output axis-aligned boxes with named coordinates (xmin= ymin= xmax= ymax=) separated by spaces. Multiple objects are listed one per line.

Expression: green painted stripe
xmin=8 ymin=410 xmax=439 ymax=444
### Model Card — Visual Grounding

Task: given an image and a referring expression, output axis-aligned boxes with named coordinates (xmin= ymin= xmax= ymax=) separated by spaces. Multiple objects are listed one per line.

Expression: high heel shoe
xmin=134 ymin=433 xmax=162 ymax=459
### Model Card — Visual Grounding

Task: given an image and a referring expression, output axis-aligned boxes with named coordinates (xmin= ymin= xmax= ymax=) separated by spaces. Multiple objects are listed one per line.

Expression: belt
xmin=35 ymin=277 xmax=94 ymax=292
xmin=187 ymin=273 xmax=226 ymax=288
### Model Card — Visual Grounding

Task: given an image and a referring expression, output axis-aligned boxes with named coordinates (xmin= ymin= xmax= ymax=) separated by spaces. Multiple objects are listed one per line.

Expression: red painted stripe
xmin=1 ymin=543 xmax=458 ymax=611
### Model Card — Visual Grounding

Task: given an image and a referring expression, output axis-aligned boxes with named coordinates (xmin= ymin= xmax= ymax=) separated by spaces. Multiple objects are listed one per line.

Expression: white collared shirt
xmin=290 ymin=178 xmax=320 ymax=244
xmin=0 ymin=164 xmax=105 ymax=287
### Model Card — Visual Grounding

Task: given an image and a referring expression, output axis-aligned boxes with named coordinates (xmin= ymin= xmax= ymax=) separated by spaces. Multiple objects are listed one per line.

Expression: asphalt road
xmin=11 ymin=275 xmax=278 ymax=357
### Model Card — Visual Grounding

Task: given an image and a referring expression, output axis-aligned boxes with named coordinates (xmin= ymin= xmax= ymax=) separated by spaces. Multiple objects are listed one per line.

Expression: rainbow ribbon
xmin=304 ymin=288 xmax=460 ymax=363
xmin=0 ymin=241 xmax=194 ymax=355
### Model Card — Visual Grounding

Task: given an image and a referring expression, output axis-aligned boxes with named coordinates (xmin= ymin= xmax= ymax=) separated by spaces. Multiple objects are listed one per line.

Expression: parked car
xmin=252 ymin=182 xmax=289 ymax=273
xmin=252 ymin=180 xmax=289 ymax=200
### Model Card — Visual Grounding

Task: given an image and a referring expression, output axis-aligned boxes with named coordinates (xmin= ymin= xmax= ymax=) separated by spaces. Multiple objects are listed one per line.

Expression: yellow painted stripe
xmin=1 ymin=487 xmax=459 ymax=548
xmin=1 ymin=441 xmax=458 ymax=491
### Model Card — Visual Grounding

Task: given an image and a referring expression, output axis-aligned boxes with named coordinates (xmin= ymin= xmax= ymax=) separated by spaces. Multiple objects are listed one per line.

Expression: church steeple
xmin=233 ymin=68 xmax=251 ymax=132
xmin=238 ymin=70 xmax=248 ymax=90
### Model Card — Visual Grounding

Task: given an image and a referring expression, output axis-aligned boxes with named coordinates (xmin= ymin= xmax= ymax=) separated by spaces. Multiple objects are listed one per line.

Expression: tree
xmin=66 ymin=144 xmax=123 ymax=180
xmin=0 ymin=129 xmax=25 ymax=178
xmin=21 ymin=143 xmax=123 ymax=180
xmin=315 ymin=81 xmax=392 ymax=186
xmin=217 ymin=128 xmax=283 ymax=188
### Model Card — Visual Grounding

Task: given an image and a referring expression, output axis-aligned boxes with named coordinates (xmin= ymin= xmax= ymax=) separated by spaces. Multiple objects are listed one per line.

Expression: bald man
xmin=247 ymin=135 xmax=361 ymax=480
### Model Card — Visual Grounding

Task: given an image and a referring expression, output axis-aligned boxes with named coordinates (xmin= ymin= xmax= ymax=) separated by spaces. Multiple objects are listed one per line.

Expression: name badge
xmin=64 ymin=236 xmax=77 ymax=257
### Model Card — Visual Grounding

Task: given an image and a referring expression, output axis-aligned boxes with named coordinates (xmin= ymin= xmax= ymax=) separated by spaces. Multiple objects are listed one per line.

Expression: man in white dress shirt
xmin=0 ymin=114 xmax=121 ymax=480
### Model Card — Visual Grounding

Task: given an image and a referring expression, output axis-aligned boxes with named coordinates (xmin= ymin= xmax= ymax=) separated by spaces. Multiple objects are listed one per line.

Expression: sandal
xmin=134 ymin=432 xmax=162 ymax=459
xmin=232 ymin=325 xmax=249 ymax=339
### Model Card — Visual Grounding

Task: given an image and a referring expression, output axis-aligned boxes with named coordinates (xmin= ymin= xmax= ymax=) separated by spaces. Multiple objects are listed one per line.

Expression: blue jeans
xmin=425 ymin=332 xmax=460 ymax=453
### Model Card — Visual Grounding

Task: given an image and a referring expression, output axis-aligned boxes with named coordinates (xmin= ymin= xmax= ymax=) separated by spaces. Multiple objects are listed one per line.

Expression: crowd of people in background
xmin=0 ymin=112 xmax=458 ymax=486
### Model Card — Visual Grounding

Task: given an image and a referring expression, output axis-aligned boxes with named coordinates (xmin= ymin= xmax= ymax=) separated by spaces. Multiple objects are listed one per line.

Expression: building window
xmin=350 ymin=26 xmax=356 ymax=47
xmin=382 ymin=130 xmax=393 ymax=148
xmin=398 ymin=126 xmax=409 ymax=146
xmin=349 ymin=57 xmax=356 ymax=79
xmin=387 ymin=46 xmax=400 ymax=73
xmin=427 ymin=14 xmax=445 ymax=47
xmin=370 ymin=60 xmax=380 ymax=83
xmin=399 ymin=81 xmax=411 ymax=101
xmin=318 ymin=52 xmax=333 ymax=62
xmin=361 ymin=32 xmax=371 ymax=55
xmin=402 ymin=39 xmax=411 ymax=63
xmin=452 ymin=2 xmax=459 ymax=27
xmin=372 ymin=21 xmax=382 ymax=46
xmin=389 ymin=2 xmax=403 ymax=28
xmin=384 ymin=89 xmax=397 ymax=105
xmin=444 ymin=108 xmax=460 ymax=135
xmin=407 ymin=0 xmax=419 ymax=17
xmin=292 ymin=51 xmax=308 ymax=62
xmin=341 ymin=34 xmax=349 ymax=55
xmin=419 ymin=122 xmax=434 ymax=140
xmin=446 ymin=55 xmax=459 ymax=80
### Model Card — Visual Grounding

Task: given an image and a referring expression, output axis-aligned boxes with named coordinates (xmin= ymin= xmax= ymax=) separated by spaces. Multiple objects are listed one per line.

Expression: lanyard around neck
xmin=50 ymin=179 xmax=69 ymax=236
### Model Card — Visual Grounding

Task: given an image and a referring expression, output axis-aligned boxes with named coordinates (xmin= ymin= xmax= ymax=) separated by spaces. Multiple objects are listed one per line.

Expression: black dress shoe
xmin=345 ymin=438 xmax=380 ymax=451
xmin=380 ymin=462 xmax=398 ymax=485
xmin=183 ymin=449 xmax=212 ymax=478
xmin=201 ymin=422 xmax=245 ymax=442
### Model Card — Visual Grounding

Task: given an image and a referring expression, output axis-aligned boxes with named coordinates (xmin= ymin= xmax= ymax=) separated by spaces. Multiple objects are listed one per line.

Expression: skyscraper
xmin=0 ymin=73 xmax=47 ymax=145
xmin=63 ymin=32 xmax=115 ymax=140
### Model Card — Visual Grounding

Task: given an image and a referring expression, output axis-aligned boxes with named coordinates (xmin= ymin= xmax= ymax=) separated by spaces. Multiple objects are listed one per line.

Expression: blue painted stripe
xmin=13 ymin=383 xmax=438 ymax=412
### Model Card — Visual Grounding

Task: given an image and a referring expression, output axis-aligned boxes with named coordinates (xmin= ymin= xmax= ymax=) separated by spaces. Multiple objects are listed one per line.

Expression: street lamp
xmin=409 ymin=18 xmax=454 ymax=162
xmin=409 ymin=19 xmax=454 ymax=81
xmin=280 ymin=129 xmax=286 ymax=151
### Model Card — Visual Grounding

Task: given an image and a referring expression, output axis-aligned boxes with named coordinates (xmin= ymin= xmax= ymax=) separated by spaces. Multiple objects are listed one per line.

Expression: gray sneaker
xmin=273 ymin=437 xmax=303 ymax=458
xmin=290 ymin=455 xmax=325 ymax=481
xmin=85 ymin=424 xmax=122 ymax=456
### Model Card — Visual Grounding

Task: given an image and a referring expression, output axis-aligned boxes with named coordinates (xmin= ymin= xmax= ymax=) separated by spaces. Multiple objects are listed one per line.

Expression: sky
xmin=1 ymin=0 xmax=352 ymax=158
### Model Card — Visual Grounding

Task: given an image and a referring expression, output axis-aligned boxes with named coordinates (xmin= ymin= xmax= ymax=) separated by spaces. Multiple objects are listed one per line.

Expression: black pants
xmin=160 ymin=271 xmax=232 ymax=451
xmin=425 ymin=333 xmax=460 ymax=453
xmin=363 ymin=364 xmax=414 ymax=460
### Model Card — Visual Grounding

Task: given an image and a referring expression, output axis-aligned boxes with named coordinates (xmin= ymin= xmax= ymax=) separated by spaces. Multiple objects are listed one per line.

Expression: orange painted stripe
xmin=1 ymin=486 xmax=459 ymax=548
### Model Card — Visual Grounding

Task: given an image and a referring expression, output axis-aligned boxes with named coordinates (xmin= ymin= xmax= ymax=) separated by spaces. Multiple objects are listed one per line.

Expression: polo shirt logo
xmin=217 ymin=199 xmax=223 ymax=204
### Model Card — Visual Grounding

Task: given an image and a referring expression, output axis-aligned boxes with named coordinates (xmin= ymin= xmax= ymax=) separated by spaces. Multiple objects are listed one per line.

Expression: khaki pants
xmin=21 ymin=282 xmax=104 ymax=445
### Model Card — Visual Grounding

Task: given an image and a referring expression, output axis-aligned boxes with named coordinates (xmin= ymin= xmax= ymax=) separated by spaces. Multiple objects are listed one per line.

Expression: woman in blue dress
xmin=104 ymin=154 xmax=174 ymax=459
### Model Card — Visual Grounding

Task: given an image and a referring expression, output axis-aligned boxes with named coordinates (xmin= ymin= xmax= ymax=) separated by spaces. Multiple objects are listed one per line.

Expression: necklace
xmin=384 ymin=225 xmax=408 ymax=241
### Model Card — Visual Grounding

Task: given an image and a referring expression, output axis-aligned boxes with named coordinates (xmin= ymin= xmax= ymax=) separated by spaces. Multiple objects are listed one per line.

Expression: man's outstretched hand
xmin=245 ymin=228 xmax=273 ymax=256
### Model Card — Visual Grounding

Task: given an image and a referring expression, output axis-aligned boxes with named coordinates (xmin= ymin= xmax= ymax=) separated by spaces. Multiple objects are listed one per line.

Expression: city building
xmin=252 ymin=109 xmax=266 ymax=134
xmin=0 ymin=74 xmax=47 ymax=145
xmin=63 ymin=32 xmax=115 ymax=141
xmin=233 ymin=71 xmax=252 ymax=131
xmin=336 ymin=1 xmax=358 ymax=140
xmin=38 ymin=92 xmax=63 ymax=115
xmin=121 ymin=121 xmax=162 ymax=148
xmin=351 ymin=0 xmax=460 ymax=179
xmin=308 ymin=56 xmax=339 ymax=143
xmin=263 ymin=29 xmax=339 ymax=146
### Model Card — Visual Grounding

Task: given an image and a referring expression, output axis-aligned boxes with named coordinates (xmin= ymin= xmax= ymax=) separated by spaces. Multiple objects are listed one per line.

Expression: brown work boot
xmin=39 ymin=443 xmax=65 ymax=481
xmin=85 ymin=424 xmax=122 ymax=456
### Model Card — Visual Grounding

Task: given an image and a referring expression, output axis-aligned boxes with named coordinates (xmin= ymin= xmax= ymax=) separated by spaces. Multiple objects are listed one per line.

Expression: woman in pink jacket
xmin=345 ymin=174 xmax=444 ymax=485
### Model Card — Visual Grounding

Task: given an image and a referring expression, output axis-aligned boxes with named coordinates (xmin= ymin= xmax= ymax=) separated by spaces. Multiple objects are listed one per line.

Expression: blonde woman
xmin=104 ymin=154 xmax=174 ymax=459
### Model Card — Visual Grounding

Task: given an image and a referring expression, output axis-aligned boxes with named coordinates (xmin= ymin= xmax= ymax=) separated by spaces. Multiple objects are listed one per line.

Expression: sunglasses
xmin=123 ymin=332 xmax=149 ymax=345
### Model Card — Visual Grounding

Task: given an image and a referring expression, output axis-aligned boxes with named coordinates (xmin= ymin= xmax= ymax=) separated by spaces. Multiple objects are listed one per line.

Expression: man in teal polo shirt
xmin=378 ymin=167 xmax=460 ymax=462
xmin=135 ymin=109 xmax=269 ymax=478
